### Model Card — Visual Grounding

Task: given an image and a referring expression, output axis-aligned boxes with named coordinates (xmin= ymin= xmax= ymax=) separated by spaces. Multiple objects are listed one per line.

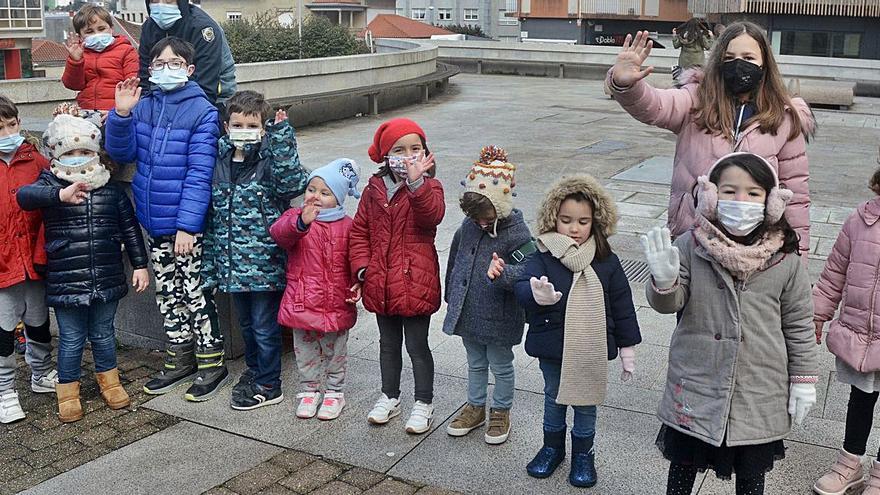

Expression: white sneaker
xmin=0 ymin=391 xmax=25 ymax=424
xmin=295 ymin=392 xmax=321 ymax=419
xmin=317 ymin=391 xmax=345 ymax=421
xmin=405 ymin=400 xmax=434 ymax=434
xmin=31 ymin=370 xmax=58 ymax=394
xmin=367 ymin=394 xmax=401 ymax=424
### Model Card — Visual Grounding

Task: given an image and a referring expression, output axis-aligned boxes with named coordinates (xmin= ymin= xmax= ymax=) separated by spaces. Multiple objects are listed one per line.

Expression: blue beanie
xmin=308 ymin=158 xmax=361 ymax=206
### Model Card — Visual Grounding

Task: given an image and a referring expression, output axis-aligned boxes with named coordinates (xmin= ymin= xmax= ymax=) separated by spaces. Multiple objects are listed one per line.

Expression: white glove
xmin=530 ymin=276 xmax=562 ymax=306
xmin=619 ymin=347 xmax=635 ymax=382
xmin=788 ymin=383 xmax=816 ymax=425
xmin=640 ymin=226 xmax=680 ymax=289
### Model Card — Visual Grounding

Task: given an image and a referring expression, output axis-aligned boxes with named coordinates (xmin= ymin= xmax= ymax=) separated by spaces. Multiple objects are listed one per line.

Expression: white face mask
xmin=228 ymin=128 xmax=262 ymax=149
xmin=716 ymin=200 xmax=765 ymax=236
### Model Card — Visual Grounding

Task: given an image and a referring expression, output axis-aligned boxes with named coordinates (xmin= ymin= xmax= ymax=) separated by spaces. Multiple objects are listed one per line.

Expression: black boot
xmin=143 ymin=342 xmax=197 ymax=395
xmin=527 ymin=429 xmax=566 ymax=478
xmin=570 ymin=433 xmax=597 ymax=488
xmin=184 ymin=346 xmax=231 ymax=402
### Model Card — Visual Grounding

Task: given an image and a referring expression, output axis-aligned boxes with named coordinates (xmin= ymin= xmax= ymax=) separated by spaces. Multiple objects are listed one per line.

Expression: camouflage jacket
xmin=201 ymin=119 xmax=307 ymax=292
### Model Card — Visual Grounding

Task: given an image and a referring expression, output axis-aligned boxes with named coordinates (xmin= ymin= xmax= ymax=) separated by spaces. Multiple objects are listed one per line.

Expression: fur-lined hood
xmin=536 ymin=175 xmax=618 ymax=236
xmin=679 ymin=68 xmax=817 ymax=139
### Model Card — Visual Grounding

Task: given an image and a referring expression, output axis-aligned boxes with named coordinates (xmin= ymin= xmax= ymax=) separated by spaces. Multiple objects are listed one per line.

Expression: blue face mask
xmin=56 ymin=155 xmax=95 ymax=168
xmin=0 ymin=133 xmax=24 ymax=154
xmin=83 ymin=32 xmax=114 ymax=52
xmin=150 ymin=3 xmax=182 ymax=30
xmin=149 ymin=67 xmax=189 ymax=92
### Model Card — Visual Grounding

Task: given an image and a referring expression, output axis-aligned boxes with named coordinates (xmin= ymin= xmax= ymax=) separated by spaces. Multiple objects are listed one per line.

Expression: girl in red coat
xmin=62 ymin=5 xmax=139 ymax=114
xmin=350 ymin=118 xmax=445 ymax=434
xmin=270 ymin=159 xmax=362 ymax=421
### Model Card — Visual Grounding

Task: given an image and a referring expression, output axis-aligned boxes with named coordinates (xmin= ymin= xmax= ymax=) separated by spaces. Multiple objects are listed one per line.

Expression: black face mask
xmin=722 ymin=59 xmax=764 ymax=95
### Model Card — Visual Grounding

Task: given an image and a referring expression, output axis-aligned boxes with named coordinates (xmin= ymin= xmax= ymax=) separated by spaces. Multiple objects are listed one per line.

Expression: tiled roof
xmin=113 ymin=16 xmax=142 ymax=47
xmin=363 ymin=14 xmax=454 ymax=39
xmin=31 ymin=39 xmax=69 ymax=65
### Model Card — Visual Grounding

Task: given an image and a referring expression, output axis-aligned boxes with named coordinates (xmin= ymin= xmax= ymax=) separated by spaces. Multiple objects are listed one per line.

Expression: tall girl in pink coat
xmin=813 ymin=166 xmax=880 ymax=495
xmin=608 ymin=22 xmax=815 ymax=255
xmin=270 ymin=159 xmax=362 ymax=421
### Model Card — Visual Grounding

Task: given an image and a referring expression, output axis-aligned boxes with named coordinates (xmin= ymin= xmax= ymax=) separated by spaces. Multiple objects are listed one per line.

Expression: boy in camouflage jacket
xmin=201 ymin=90 xmax=307 ymax=410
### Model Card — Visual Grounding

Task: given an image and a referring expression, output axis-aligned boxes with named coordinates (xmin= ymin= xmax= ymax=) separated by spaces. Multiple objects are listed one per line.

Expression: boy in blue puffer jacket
xmin=104 ymin=37 xmax=226 ymax=401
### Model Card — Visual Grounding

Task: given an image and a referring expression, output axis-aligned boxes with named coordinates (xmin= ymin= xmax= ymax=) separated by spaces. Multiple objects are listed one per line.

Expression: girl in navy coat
xmin=515 ymin=175 xmax=641 ymax=488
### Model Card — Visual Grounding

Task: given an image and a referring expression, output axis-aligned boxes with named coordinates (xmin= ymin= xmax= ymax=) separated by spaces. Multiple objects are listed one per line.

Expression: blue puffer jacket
xmin=104 ymin=81 xmax=219 ymax=237
xmin=515 ymin=251 xmax=641 ymax=362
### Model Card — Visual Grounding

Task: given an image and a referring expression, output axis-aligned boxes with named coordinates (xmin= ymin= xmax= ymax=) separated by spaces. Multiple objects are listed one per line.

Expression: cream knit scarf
xmin=536 ymin=233 xmax=607 ymax=406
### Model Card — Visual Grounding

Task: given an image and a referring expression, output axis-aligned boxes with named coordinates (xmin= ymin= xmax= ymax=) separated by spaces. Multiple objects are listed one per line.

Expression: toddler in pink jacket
xmin=812 ymin=165 xmax=880 ymax=495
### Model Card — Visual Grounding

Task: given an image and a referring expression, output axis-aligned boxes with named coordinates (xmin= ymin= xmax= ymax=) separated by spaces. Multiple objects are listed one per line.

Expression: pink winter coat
xmin=609 ymin=69 xmax=815 ymax=254
xmin=813 ymin=197 xmax=880 ymax=372
xmin=270 ymin=208 xmax=357 ymax=333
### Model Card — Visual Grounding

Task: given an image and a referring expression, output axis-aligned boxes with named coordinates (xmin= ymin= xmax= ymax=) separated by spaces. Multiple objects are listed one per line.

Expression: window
xmin=411 ymin=8 xmax=426 ymax=20
xmin=779 ymin=31 xmax=861 ymax=59
xmin=395 ymin=7 xmax=403 ymax=15
xmin=437 ymin=8 xmax=452 ymax=20
xmin=0 ymin=0 xmax=43 ymax=30
xmin=498 ymin=0 xmax=517 ymax=26
xmin=463 ymin=8 xmax=479 ymax=21
xmin=226 ymin=11 xmax=242 ymax=21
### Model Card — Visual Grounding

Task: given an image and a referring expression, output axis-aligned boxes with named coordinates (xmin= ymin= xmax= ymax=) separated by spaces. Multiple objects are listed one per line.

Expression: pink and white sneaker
xmin=295 ymin=392 xmax=321 ymax=419
xmin=317 ymin=392 xmax=345 ymax=421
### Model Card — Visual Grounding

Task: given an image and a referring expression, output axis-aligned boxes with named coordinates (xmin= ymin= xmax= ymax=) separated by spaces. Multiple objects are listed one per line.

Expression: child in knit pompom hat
xmin=351 ymin=117 xmax=445 ymax=434
xmin=270 ymin=158 xmax=361 ymax=421
xmin=442 ymin=145 xmax=533 ymax=445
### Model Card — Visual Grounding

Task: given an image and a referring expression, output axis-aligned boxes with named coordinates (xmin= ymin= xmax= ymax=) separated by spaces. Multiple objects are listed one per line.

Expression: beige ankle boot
xmin=55 ymin=381 xmax=83 ymax=423
xmin=96 ymin=368 xmax=130 ymax=410
xmin=863 ymin=460 xmax=880 ymax=495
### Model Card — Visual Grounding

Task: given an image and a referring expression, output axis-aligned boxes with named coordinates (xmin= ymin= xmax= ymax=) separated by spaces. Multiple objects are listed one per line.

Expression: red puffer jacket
xmin=350 ymin=175 xmax=445 ymax=317
xmin=0 ymin=142 xmax=48 ymax=289
xmin=270 ymin=208 xmax=357 ymax=332
xmin=62 ymin=36 xmax=139 ymax=112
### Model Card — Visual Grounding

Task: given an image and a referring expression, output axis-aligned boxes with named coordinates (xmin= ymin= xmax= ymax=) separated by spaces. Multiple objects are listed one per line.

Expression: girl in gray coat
xmin=442 ymin=146 xmax=533 ymax=445
xmin=642 ymin=152 xmax=818 ymax=495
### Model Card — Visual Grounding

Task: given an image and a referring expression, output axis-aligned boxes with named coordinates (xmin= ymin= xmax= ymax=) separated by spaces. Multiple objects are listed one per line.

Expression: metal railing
xmin=689 ymin=0 xmax=880 ymax=15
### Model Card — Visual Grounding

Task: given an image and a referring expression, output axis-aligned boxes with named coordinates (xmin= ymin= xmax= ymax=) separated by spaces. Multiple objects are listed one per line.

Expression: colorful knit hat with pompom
xmin=460 ymin=145 xmax=517 ymax=219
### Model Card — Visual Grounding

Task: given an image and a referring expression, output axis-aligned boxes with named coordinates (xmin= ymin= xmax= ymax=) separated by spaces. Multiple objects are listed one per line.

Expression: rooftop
xmin=31 ymin=39 xmax=68 ymax=66
xmin=364 ymin=14 xmax=454 ymax=39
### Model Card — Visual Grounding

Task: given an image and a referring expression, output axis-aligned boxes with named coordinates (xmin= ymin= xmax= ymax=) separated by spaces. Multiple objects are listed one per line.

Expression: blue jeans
xmin=232 ymin=291 xmax=282 ymax=389
xmin=539 ymin=359 xmax=597 ymax=438
xmin=55 ymin=300 xmax=119 ymax=384
xmin=462 ymin=338 xmax=515 ymax=410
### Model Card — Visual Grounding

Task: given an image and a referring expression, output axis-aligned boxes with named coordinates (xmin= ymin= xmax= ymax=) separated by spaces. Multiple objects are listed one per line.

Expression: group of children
xmin=2 ymin=7 xmax=880 ymax=493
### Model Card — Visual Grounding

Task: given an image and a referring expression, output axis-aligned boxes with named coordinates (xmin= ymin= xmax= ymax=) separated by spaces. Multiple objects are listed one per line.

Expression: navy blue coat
xmin=105 ymin=81 xmax=219 ymax=238
xmin=17 ymin=171 xmax=149 ymax=308
xmin=514 ymin=250 xmax=641 ymax=362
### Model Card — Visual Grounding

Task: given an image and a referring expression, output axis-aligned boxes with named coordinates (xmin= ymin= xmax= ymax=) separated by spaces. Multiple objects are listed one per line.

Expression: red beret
xmin=368 ymin=118 xmax=426 ymax=163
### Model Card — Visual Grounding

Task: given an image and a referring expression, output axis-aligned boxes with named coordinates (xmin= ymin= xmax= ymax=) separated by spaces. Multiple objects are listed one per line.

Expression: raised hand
xmin=611 ymin=30 xmax=655 ymax=88
xmin=274 ymin=109 xmax=287 ymax=124
xmin=59 ymin=182 xmax=89 ymax=204
xmin=114 ymin=77 xmax=142 ymax=117
xmin=132 ymin=268 xmax=150 ymax=293
xmin=641 ymin=226 xmax=679 ymax=289
xmin=487 ymin=252 xmax=505 ymax=280
xmin=300 ymin=198 xmax=320 ymax=225
xmin=530 ymin=276 xmax=562 ymax=306
xmin=65 ymin=32 xmax=84 ymax=61
xmin=406 ymin=151 xmax=435 ymax=183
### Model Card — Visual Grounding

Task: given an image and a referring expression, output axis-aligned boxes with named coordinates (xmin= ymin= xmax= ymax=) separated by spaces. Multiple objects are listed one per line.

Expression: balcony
xmin=518 ymin=0 xmax=655 ymax=18
xmin=689 ymin=0 xmax=880 ymax=16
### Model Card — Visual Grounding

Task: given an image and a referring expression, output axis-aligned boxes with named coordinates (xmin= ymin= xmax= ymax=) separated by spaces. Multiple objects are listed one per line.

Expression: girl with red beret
xmin=350 ymin=118 xmax=445 ymax=434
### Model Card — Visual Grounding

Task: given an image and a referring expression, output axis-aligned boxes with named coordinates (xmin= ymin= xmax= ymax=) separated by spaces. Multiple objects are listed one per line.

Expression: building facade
xmin=396 ymin=0 xmax=521 ymax=42
xmin=117 ymin=0 xmax=148 ymax=23
xmin=0 ymin=0 xmax=45 ymax=79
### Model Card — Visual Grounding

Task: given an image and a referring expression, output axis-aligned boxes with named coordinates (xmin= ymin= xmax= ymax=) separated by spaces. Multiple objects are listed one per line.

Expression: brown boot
xmin=96 ymin=368 xmax=130 ymax=410
xmin=56 ymin=381 xmax=83 ymax=423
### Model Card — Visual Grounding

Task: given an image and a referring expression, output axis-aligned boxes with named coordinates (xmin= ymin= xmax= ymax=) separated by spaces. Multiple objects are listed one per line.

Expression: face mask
xmin=83 ymin=33 xmax=114 ymax=52
xmin=228 ymin=129 xmax=262 ymax=149
xmin=55 ymin=154 xmax=98 ymax=168
xmin=386 ymin=154 xmax=419 ymax=177
xmin=149 ymin=67 xmax=189 ymax=92
xmin=717 ymin=199 xmax=765 ymax=236
xmin=722 ymin=59 xmax=764 ymax=95
xmin=0 ymin=133 xmax=24 ymax=154
xmin=150 ymin=3 xmax=182 ymax=30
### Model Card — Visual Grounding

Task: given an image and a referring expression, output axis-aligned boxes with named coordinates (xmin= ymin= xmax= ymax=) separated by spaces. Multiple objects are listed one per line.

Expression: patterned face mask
xmin=386 ymin=154 xmax=419 ymax=177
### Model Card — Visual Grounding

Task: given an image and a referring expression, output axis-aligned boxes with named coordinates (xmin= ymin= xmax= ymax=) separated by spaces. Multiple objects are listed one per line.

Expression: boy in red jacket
xmin=0 ymin=96 xmax=57 ymax=423
xmin=62 ymin=5 xmax=138 ymax=114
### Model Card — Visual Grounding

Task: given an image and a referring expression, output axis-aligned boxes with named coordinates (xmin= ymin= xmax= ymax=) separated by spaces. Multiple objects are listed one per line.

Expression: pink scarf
xmin=692 ymin=215 xmax=784 ymax=281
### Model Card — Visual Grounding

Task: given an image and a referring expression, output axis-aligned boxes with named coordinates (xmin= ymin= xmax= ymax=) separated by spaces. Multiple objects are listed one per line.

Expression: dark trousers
xmin=844 ymin=385 xmax=880 ymax=457
xmin=232 ymin=291 xmax=283 ymax=389
xmin=376 ymin=314 xmax=434 ymax=403
xmin=55 ymin=300 xmax=119 ymax=383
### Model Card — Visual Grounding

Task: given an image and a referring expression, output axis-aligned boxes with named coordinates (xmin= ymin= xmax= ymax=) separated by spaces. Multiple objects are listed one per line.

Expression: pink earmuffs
xmin=695 ymin=152 xmax=793 ymax=224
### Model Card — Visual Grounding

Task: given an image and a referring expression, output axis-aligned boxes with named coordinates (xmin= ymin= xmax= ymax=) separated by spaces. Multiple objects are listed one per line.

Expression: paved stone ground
xmin=19 ymin=73 xmax=880 ymax=494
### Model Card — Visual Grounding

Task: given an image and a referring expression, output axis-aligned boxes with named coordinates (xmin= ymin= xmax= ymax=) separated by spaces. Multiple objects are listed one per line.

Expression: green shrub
xmin=435 ymin=23 xmax=487 ymax=38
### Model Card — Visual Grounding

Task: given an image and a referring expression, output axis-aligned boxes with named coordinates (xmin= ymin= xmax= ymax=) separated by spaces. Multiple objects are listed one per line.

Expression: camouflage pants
xmin=293 ymin=329 xmax=348 ymax=393
xmin=149 ymin=235 xmax=223 ymax=348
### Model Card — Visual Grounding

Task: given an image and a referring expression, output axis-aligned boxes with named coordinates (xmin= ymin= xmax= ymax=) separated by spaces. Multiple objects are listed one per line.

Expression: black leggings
xmin=844 ymin=385 xmax=880 ymax=457
xmin=376 ymin=315 xmax=434 ymax=404
xmin=666 ymin=464 xmax=765 ymax=495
